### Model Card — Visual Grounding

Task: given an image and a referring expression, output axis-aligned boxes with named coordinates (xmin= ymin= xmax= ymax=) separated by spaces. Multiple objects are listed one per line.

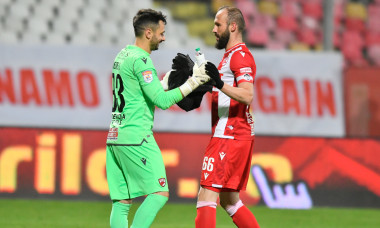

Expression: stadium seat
xmin=76 ymin=19 xmax=98 ymax=37
xmin=80 ymin=7 xmax=104 ymax=23
xmin=0 ymin=31 xmax=19 ymax=44
xmin=368 ymin=4 xmax=380 ymax=18
xmin=280 ymin=1 xmax=301 ymax=18
xmin=38 ymin=0 xmax=63 ymax=8
xmin=277 ymin=15 xmax=298 ymax=32
xmin=367 ymin=45 xmax=380 ymax=66
xmin=32 ymin=4 xmax=56 ymax=20
xmin=345 ymin=18 xmax=366 ymax=32
xmin=253 ymin=14 xmax=276 ymax=31
xmin=69 ymin=33 xmax=94 ymax=46
xmin=99 ymin=20 xmax=120 ymax=36
xmin=27 ymin=17 xmax=50 ymax=35
xmin=62 ymin=0 xmax=86 ymax=10
xmin=289 ymin=42 xmax=310 ymax=51
xmin=51 ymin=18 xmax=74 ymax=35
xmin=211 ymin=0 xmax=234 ymax=13
xmin=258 ymin=0 xmax=279 ymax=16
xmin=296 ymin=29 xmax=318 ymax=46
xmin=302 ymin=1 xmax=322 ymax=20
xmin=341 ymin=44 xmax=366 ymax=66
xmin=274 ymin=29 xmax=295 ymax=45
xmin=170 ymin=2 xmax=208 ymax=20
xmin=247 ymin=25 xmax=269 ymax=46
xmin=365 ymin=31 xmax=380 ymax=46
xmin=300 ymin=16 xmax=320 ymax=31
xmin=367 ymin=15 xmax=380 ymax=33
xmin=3 ymin=15 xmax=25 ymax=33
xmin=266 ymin=40 xmax=286 ymax=50
xmin=56 ymin=5 xmax=80 ymax=20
xmin=9 ymin=3 xmax=32 ymax=18
xmin=235 ymin=0 xmax=258 ymax=29
xmin=45 ymin=33 xmax=67 ymax=45
xmin=345 ymin=2 xmax=367 ymax=20
xmin=342 ymin=31 xmax=365 ymax=49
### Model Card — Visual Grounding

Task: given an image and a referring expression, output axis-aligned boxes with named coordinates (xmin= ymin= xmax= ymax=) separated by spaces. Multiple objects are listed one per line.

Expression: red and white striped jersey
xmin=211 ymin=43 xmax=256 ymax=140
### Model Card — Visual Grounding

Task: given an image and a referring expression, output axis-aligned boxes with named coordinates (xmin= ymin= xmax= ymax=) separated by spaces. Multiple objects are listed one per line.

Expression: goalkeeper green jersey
xmin=106 ymin=45 xmax=183 ymax=145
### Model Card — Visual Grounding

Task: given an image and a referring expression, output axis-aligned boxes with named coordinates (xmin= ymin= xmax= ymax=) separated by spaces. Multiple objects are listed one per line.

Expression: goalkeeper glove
xmin=172 ymin=53 xmax=194 ymax=76
xmin=161 ymin=70 xmax=171 ymax=90
xmin=179 ymin=63 xmax=210 ymax=97
xmin=205 ymin=61 xmax=224 ymax=89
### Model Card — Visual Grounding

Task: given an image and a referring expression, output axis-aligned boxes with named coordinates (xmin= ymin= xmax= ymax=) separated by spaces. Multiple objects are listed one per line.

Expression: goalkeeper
xmin=105 ymin=9 xmax=209 ymax=228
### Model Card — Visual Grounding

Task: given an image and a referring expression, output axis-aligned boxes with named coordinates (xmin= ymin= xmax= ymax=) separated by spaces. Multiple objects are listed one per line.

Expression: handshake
xmin=161 ymin=53 xmax=225 ymax=98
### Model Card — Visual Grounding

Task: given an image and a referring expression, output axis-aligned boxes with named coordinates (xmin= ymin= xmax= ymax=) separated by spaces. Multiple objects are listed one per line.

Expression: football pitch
xmin=1 ymin=199 xmax=379 ymax=228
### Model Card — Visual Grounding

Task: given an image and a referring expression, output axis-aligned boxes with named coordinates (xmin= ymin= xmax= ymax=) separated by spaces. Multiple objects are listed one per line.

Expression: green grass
xmin=0 ymin=199 xmax=379 ymax=228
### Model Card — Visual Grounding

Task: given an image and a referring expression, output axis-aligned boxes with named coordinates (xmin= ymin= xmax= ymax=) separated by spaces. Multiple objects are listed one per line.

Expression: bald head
xmin=217 ymin=6 xmax=245 ymax=33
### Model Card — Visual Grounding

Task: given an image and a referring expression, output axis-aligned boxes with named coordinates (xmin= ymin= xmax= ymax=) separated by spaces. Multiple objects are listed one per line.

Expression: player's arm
xmin=220 ymin=82 xmax=253 ymax=105
xmin=134 ymin=58 xmax=183 ymax=110
xmin=205 ymin=51 xmax=255 ymax=105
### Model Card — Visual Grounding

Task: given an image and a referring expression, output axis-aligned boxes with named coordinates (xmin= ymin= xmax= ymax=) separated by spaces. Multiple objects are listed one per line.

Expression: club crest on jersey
xmin=142 ymin=70 xmax=153 ymax=83
xmin=219 ymin=152 xmax=226 ymax=160
xmin=243 ymin=73 xmax=253 ymax=81
xmin=158 ymin=178 xmax=166 ymax=187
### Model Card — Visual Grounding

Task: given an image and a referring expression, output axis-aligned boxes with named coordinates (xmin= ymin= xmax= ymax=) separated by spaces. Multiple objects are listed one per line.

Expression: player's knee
xmin=220 ymin=200 xmax=229 ymax=209
xmin=224 ymin=200 xmax=244 ymax=217
xmin=116 ymin=199 xmax=132 ymax=204
xmin=153 ymin=191 xmax=169 ymax=199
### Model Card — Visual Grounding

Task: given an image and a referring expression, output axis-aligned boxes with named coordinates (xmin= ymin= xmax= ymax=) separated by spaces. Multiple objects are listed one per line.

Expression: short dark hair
xmin=133 ymin=9 xmax=167 ymax=37
xmin=218 ymin=6 xmax=245 ymax=33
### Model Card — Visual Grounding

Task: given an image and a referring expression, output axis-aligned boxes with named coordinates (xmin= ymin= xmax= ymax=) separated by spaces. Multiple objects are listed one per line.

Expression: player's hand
xmin=161 ymin=70 xmax=171 ymax=90
xmin=179 ymin=64 xmax=210 ymax=97
xmin=205 ymin=61 xmax=224 ymax=89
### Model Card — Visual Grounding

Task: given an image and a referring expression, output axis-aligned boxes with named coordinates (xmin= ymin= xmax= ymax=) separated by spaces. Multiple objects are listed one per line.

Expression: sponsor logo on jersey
xmin=243 ymin=73 xmax=253 ymax=81
xmin=204 ymin=173 xmax=209 ymax=180
xmin=240 ymin=67 xmax=252 ymax=73
xmin=158 ymin=178 xmax=166 ymax=187
xmin=219 ymin=152 xmax=226 ymax=160
xmin=141 ymin=158 xmax=147 ymax=165
xmin=107 ymin=128 xmax=118 ymax=140
xmin=141 ymin=57 xmax=147 ymax=64
xmin=240 ymin=51 xmax=245 ymax=57
xmin=142 ymin=70 xmax=153 ymax=83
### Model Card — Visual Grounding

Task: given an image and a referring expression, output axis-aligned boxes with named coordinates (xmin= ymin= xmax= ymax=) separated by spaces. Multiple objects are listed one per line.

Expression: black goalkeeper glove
xmin=168 ymin=53 xmax=195 ymax=90
xmin=172 ymin=53 xmax=194 ymax=76
xmin=205 ymin=61 xmax=224 ymax=90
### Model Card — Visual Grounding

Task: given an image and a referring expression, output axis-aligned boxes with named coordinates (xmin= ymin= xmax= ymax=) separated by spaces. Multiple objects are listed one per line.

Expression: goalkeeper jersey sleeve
xmin=107 ymin=45 xmax=183 ymax=145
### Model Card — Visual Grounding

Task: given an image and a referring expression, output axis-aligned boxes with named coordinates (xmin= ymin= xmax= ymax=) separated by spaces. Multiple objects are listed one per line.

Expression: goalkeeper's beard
xmin=150 ymin=36 xmax=162 ymax=51
xmin=215 ymin=29 xmax=230 ymax=50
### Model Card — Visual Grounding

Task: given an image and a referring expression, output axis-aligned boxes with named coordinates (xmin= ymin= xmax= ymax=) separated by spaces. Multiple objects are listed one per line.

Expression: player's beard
xmin=150 ymin=35 xmax=161 ymax=51
xmin=215 ymin=28 xmax=230 ymax=50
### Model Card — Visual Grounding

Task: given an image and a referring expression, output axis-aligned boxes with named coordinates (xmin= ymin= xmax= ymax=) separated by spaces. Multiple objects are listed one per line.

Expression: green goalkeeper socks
xmin=110 ymin=201 xmax=131 ymax=228
xmin=131 ymin=194 xmax=168 ymax=228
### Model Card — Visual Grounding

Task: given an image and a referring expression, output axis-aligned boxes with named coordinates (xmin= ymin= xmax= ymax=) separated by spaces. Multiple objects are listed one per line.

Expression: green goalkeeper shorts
xmin=106 ymin=137 xmax=169 ymax=200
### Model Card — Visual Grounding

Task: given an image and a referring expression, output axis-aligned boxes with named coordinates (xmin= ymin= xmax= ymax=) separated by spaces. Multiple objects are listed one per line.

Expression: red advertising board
xmin=345 ymin=67 xmax=380 ymax=137
xmin=1 ymin=128 xmax=379 ymax=208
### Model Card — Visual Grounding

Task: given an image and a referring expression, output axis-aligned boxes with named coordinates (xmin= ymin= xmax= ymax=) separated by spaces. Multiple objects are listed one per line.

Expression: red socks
xmin=232 ymin=205 xmax=260 ymax=228
xmin=195 ymin=201 xmax=217 ymax=228
xmin=195 ymin=201 xmax=260 ymax=228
